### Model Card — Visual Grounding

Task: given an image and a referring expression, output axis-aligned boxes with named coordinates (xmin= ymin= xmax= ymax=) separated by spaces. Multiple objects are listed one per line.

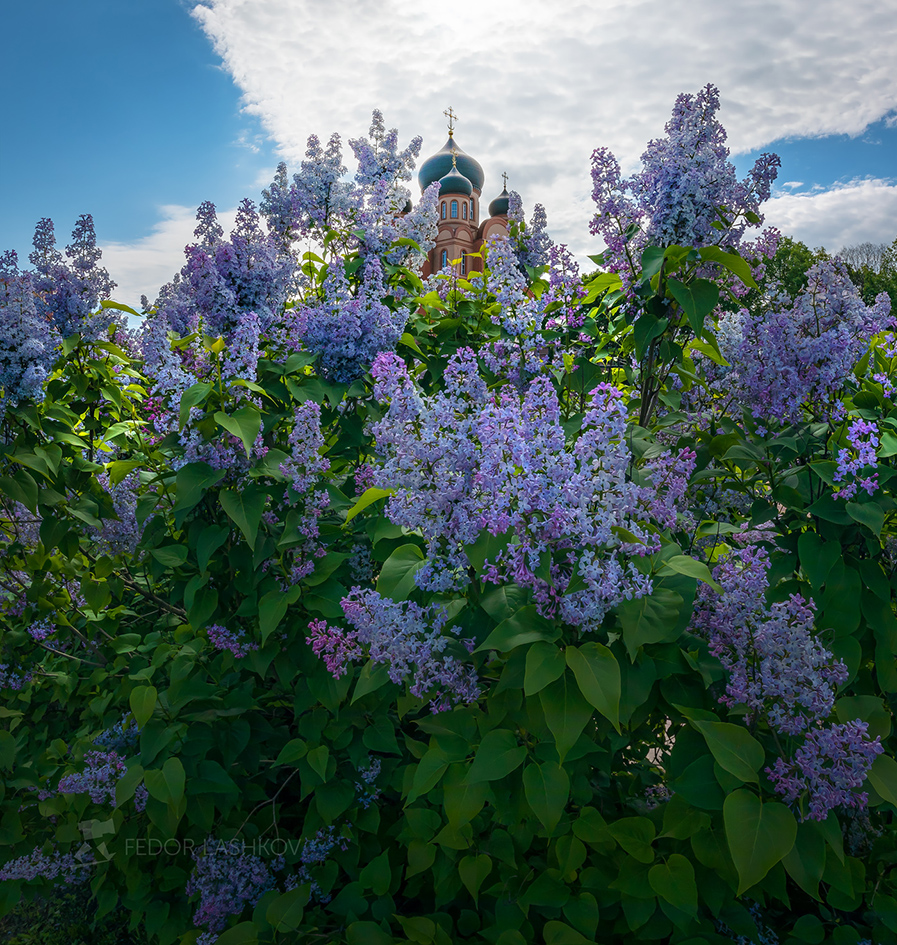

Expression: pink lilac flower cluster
xmin=186 ymin=838 xmax=280 ymax=944
xmin=207 ymin=624 xmax=258 ymax=659
xmin=723 ymin=259 xmax=892 ymax=427
xmin=767 ymin=721 xmax=883 ymax=822
xmin=691 ymin=545 xmax=881 ymax=819
xmin=589 ymin=84 xmax=780 ymax=289
xmin=307 ymin=589 xmax=480 ymax=713
xmin=369 ymin=349 xmax=693 ymax=632
xmin=833 ymin=418 xmax=879 ymax=501
xmin=57 ymin=750 xmax=127 ymax=805
xmin=0 ymin=845 xmax=91 ymax=884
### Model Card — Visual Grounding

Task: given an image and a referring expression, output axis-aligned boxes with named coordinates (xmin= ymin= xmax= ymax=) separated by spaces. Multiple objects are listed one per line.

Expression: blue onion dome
xmin=488 ymin=186 xmax=510 ymax=217
xmin=419 ymin=136 xmax=485 ymax=192
xmin=438 ymin=163 xmax=473 ymax=197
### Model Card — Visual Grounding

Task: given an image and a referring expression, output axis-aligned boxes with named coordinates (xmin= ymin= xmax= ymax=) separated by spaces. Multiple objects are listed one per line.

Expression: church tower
xmin=417 ymin=108 xmax=513 ymax=279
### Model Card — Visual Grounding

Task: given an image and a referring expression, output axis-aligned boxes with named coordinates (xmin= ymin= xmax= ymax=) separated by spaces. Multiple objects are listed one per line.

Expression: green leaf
xmin=475 ymin=604 xmax=560 ymax=653
xmin=306 ymin=745 xmax=330 ymax=781
xmin=797 ymin=532 xmax=840 ymax=591
xmin=539 ymin=673 xmax=593 ymax=763
xmin=219 ymin=486 xmax=266 ymax=550
xmin=523 ymin=762 xmax=569 ymax=835
xmin=214 ymin=404 xmax=262 ymax=458
xmin=178 ymin=381 xmax=213 ymax=428
xmin=144 ymin=757 xmax=186 ymax=807
xmin=129 ymin=686 xmax=157 ymax=728
xmin=846 ymin=500 xmax=885 ymax=536
xmin=149 ymin=545 xmax=188 ymax=568
xmin=723 ymin=789 xmax=797 ymax=894
xmin=617 ymin=587 xmax=685 ymax=658
xmin=659 ymin=555 xmax=722 ymax=592
xmin=524 ymin=642 xmax=567 ymax=696
xmin=648 ymin=853 xmax=698 ymax=916
xmin=115 ymin=764 xmax=145 ymax=807
xmin=668 ymin=277 xmax=720 ymax=334
xmin=0 ymin=731 xmax=16 ymax=770
xmin=608 ymin=817 xmax=655 ymax=863
xmin=543 ymin=921 xmax=591 ymax=944
xmin=406 ymin=748 xmax=449 ymax=803
xmin=466 ymin=730 xmax=527 ymax=783
xmin=633 ymin=314 xmax=668 ymax=360
xmin=565 ymin=642 xmax=621 ymax=733
xmin=212 ymin=922 xmax=258 ymax=945
xmin=258 ymin=586 xmax=302 ymax=644
xmin=689 ymin=338 xmax=730 ymax=367
xmin=690 ymin=720 xmax=764 ymax=783
xmin=197 ymin=524 xmax=230 ymax=572
xmin=345 ymin=486 xmax=395 ymax=522
xmin=443 ymin=764 xmax=487 ymax=828
xmin=479 ymin=583 xmax=529 ymax=622
xmin=376 ymin=544 xmax=426 ymax=600
xmin=274 ymin=739 xmax=307 ymax=766
xmin=867 ymin=753 xmax=897 ymax=807
xmin=347 ymin=921 xmax=397 ymax=945
xmin=698 ymin=245 xmax=757 ymax=289
xmin=265 ymin=884 xmax=310 ymax=933
xmin=106 ymin=459 xmax=143 ymax=486
xmin=174 ymin=462 xmax=227 ymax=520
xmin=189 ymin=586 xmax=218 ymax=631
xmin=458 ymin=854 xmax=492 ymax=904
xmin=467 ymin=526 xmax=515 ymax=573
xmin=782 ymin=821 xmax=826 ymax=900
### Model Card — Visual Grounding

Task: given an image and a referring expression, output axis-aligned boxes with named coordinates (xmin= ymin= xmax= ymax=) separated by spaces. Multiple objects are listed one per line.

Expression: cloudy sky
xmin=3 ymin=0 xmax=896 ymax=305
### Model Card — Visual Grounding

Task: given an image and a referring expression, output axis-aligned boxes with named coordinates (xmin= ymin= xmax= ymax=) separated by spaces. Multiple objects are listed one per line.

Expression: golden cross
xmin=502 ymin=171 xmax=509 ymax=190
xmin=444 ymin=106 xmax=458 ymax=136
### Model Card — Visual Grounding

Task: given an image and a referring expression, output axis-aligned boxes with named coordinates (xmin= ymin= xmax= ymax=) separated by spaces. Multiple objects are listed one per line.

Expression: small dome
xmin=438 ymin=164 xmax=473 ymax=197
xmin=419 ymin=136 xmax=485 ymax=192
xmin=488 ymin=187 xmax=510 ymax=217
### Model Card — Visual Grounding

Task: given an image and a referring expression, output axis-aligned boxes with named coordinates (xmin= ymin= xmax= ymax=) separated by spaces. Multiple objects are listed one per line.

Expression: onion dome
xmin=438 ymin=162 xmax=473 ymax=197
xmin=419 ymin=136 xmax=485 ymax=193
xmin=488 ymin=186 xmax=510 ymax=217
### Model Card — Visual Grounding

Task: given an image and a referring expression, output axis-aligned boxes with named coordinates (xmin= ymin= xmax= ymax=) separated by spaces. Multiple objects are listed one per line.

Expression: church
xmin=418 ymin=108 xmax=512 ymax=280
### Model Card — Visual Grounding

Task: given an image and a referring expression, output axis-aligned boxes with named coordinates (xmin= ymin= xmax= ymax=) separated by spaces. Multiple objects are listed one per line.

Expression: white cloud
xmin=762 ymin=178 xmax=897 ymax=253
xmin=100 ymin=204 xmax=238 ymax=309
xmin=186 ymin=0 xmax=897 ymax=264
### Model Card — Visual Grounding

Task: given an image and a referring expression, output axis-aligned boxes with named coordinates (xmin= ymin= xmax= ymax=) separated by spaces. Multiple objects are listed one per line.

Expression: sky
xmin=2 ymin=0 xmax=896 ymax=307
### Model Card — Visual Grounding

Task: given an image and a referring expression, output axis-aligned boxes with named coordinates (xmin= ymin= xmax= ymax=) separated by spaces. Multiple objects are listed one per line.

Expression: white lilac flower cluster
xmin=369 ymin=348 xmax=694 ymax=633
xmin=691 ymin=545 xmax=883 ymax=819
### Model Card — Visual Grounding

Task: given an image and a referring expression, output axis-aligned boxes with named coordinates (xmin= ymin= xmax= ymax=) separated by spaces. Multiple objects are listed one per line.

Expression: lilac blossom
xmin=308 ymin=589 xmax=480 ymax=712
xmin=93 ymin=716 xmax=140 ymax=754
xmin=0 ymin=664 xmax=31 ymax=690
xmin=767 ymin=721 xmax=883 ymax=821
xmin=57 ymin=750 xmax=127 ymax=805
xmin=207 ymin=624 xmax=258 ymax=659
xmin=92 ymin=471 xmax=141 ymax=555
xmin=690 ymin=545 xmax=848 ymax=734
xmin=833 ymin=417 xmax=879 ymax=500
xmin=507 ymin=192 xmax=551 ymax=270
xmin=0 ymin=250 xmax=59 ymax=407
xmin=186 ymin=838 xmax=280 ymax=941
xmin=370 ymin=351 xmax=691 ymax=631
xmin=355 ymin=756 xmax=382 ymax=808
xmin=298 ymin=256 xmax=407 ymax=382
xmin=28 ymin=618 xmax=55 ymax=643
xmin=721 ymin=258 xmax=892 ymax=426
xmin=296 ymin=825 xmax=350 ymax=902
xmin=590 ymin=84 xmax=780 ymax=288
xmin=0 ymin=845 xmax=91 ymax=884
xmin=28 ymin=215 xmax=119 ymax=339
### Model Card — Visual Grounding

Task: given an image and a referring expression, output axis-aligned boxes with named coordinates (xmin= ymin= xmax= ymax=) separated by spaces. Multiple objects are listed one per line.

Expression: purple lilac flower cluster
xmin=308 ymin=589 xmax=480 ymax=713
xmin=722 ymin=259 xmax=892 ymax=427
xmin=186 ymin=838 xmax=280 ymax=943
xmin=93 ymin=716 xmax=140 ymax=754
xmin=0 ymin=663 xmax=32 ymax=690
xmin=507 ymin=192 xmax=551 ymax=271
xmin=767 ymin=721 xmax=883 ymax=821
xmin=91 ymin=471 xmax=141 ymax=555
xmin=57 ymin=750 xmax=127 ymax=805
xmin=207 ymin=624 xmax=258 ymax=659
xmin=370 ymin=350 xmax=692 ymax=632
xmin=0 ymin=845 xmax=91 ymax=884
xmin=691 ymin=545 xmax=882 ymax=819
xmin=152 ymin=200 xmax=291 ymax=338
xmin=355 ymin=756 xmax=382 ymax=809
xmin=296 ymin=825 xmax=350 ymax=902
xmin=297 ymin=256 xmax=407 ymax=382
xmin=833 ymin=418 xmax=879 ymax=500
xmin=590 ymin=84 xmax=780 ymax=288
xmin=0 ymin=250 xmax=58 ymax=407
xmin=28 ymin=618 xmax=55 ymax=643
xmin=28 ymin=215 xmax=119 ymax=339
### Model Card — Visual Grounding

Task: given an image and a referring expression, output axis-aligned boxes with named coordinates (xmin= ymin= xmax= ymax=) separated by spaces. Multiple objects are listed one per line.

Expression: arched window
xmin=441 ymin=202 xmax=446 ymax=220
xmin=462 ymin=254 xmax=467 ymax=274
xmin=451 ymin=200 xmax=458 ymax=219
xmin=470 ymin=200 xmax=475 ymax=221
xmin=441 ymin=249 xmax=448 ymax=268
xmin=462 ymin=202 xmax=467 ymax=220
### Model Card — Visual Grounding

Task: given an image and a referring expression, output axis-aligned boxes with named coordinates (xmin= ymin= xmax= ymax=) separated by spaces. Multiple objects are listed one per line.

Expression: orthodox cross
xmin=502 ymin=171 xmax=509 ymax=191
xmin=444 ymin=106 xmax=458 ymax=136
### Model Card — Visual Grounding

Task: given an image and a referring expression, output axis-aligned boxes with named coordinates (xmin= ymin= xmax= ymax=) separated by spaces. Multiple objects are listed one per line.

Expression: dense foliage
xmin=2 ymin=90 xmax=897 ymax=945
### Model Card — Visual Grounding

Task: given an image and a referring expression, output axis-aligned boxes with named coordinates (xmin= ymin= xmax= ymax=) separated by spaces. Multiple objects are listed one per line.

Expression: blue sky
xmin=3 ymin=0 xmax=896 ymax=305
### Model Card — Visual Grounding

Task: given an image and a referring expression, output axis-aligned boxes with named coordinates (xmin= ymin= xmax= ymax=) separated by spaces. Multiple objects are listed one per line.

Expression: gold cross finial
xmin=502 ymin=171 xmax=509 ymax=191
xmin=444 ymin=106 xmax=458 ymax=136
